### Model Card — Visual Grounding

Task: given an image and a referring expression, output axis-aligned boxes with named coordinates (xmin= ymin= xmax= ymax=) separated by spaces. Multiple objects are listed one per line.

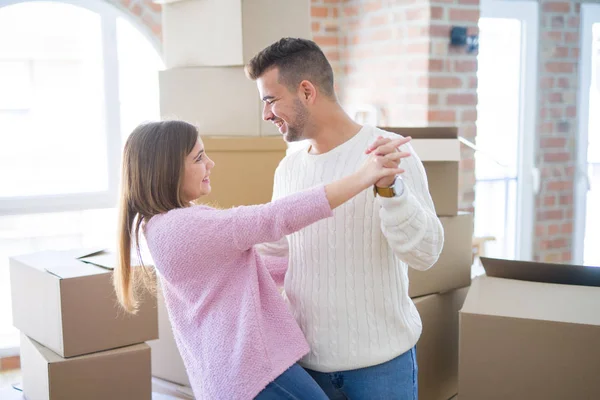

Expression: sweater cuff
xmin=375 ymin=183 xmax=418 ymax=220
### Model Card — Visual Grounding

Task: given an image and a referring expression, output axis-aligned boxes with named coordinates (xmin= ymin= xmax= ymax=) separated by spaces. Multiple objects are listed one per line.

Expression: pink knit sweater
xmin=144 ymin=186 xmax=332 ymax=400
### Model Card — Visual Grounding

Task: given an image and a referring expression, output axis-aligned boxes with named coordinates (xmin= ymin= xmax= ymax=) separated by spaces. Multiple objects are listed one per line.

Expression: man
xmin=247 ymin=38 xmax=444 ymax=399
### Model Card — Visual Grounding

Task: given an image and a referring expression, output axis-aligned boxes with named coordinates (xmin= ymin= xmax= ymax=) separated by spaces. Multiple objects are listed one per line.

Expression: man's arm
xmin=373 ymin=140 xmax=444 ymax=271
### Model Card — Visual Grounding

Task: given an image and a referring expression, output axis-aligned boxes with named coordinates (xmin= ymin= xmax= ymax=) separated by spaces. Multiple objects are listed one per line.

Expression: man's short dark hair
xmin=245 ymin=37 xmax=335 ymax=99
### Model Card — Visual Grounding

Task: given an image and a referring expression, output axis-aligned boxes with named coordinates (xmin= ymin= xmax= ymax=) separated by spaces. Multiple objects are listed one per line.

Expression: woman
xmin=114 ymin=120 xmax=407 ymax=400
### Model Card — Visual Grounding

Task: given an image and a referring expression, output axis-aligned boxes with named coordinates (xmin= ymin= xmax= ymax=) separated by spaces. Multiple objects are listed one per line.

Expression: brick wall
xmin=311 ymin=0 xmax=479 ymax=213
xmin=534 ymin=0 xmax=583 ymax=263
xmin=107 ymin=0 xmax=162 ymax=41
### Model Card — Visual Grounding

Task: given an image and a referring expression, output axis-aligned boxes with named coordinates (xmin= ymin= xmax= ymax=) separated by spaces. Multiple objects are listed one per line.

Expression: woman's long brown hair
xmin=115 ymin=120 xmax=198 ymax=313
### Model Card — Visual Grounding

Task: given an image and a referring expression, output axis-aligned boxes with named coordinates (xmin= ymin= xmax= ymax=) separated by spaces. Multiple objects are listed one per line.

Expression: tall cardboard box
xmin=162 ymin=0 xmax=310 ymax=68
xmin=459 ymin=257 xmax=600 ymax=400
xmin=414 ymin=287 xmax=468 ymax=400
xmin=9 ymin=249 xmax=158 ymax=358
xmin=379 ymin=127 xmax=460 ymax=216
xmin=409 ymin=213 xmax=473 ymax=298
xmin=20 ymin=334 xmax=151 ymax=400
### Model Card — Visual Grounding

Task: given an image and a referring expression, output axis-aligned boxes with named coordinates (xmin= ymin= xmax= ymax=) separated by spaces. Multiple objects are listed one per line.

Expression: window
xmin=0 ymin=0 xmax=163 ymax=352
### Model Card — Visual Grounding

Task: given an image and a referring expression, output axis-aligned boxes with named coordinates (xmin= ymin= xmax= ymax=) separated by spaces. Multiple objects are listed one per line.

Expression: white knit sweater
xmin=259 ymin=125 xmax=444 ymax=372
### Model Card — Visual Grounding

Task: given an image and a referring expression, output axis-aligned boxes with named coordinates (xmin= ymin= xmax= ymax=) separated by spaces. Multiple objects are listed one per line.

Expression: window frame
xmin=0 ymin=0 xmax=161 ymax=215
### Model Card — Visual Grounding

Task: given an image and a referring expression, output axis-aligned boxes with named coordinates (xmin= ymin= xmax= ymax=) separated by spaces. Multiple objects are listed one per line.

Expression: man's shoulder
xmin=277 ymin=143 xmax=309 ymax=171
xmin=372 ymin=126 xmax=405 ymax=139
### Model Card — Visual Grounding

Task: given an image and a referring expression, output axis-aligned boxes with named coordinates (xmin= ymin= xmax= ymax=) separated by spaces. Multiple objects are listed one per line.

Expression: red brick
xmin=431 ymin=6 xmax=444 ymax=19
xmin=143 ymin=0 xmax=161 ymax=12
xmin=561 ymin=223 xmax=573 ymax=234
xmin=540 ymin=122 xmax=554 ymax=134
xmin=312 ymin=22 xmax=321 ymax=32
xmin=430 ymin=24 xmax=450 ymax=38
xmin=561 ymin=251 xmax=572 ymax=262
xmin=545 ymin=62 xmax=574 ymax=74
xmin=447 ymin=93 xmax=477 ymax=106
xmin=468 ymin=76 xmax=478 ymax=89
xmin=427 ymin=110 xmax=456 ymax=122
xmin=132 ymin=4 xmax=142 ymax=16
xmin=461 ymin=109 xmax=477 ymax=123
xmin=548 ymin=92 xmax=563 ymax=103
xmin=541 ymin=77 xmax=554 ymax=89
xmin=568 ymin=16 xmax=580 ymax=28
xmin=566 ymin=106 xmax=577 ymax=117
xmin=325 ymin=50 xmax=340 ymax=61
xmin=406 ymin=42 xmax=430 ymax=54
xmin=560 ymin=194 xmax=573 ymax=205
xmin=536 ymin=224 xmax=545 ymax=236
xmin=428 ymin=59 xmax=444 ymax=72
xmin=544 ymin=152 xmax=570 ymax=163
xmin=546 ymin=180 xmax=571 ymax=191
xmin=565 ymin=32 xmax=578 ymax=43
xmin=458 ymin=0 xmax=479 ymax=4
xmin=311 ymin=6 xmax=328 ymax=17
xmin=427 ymin=76 xmax=463 ymax=89
xmin=332 ymin=7 xmax=339 ymax=17
xmin=557 ymin=77 xmax=570 ymax=88
xmin=571 ymin=48 xmax=580 ymax=58
xmin=369 ymin=14 xmax=388 ymax=27
xmin=544 ymin=31 xmax=562 ymax=41
xmin=454 ymin=60 xmax=477 ymax=73
xmin=429 ymin=93 xmax=440 ymax=105
xmin=554 ymin=47 xmax=569 ymax=58
xmin=540 ymin=137 xmax=566 ymax=148
xmin=449 ymin=8 xmax=479 ymax=23
xmin=543 ymin=2 xmax=570 ymax=13
xmin=365 ymin=0 xmax=383 ymax=12
xmin=406 ymin=7 xmax=429 ymax=20
xmin=313 ymin=36 xmax=339 ymax=46
xmin=548 ymin=223 xmax=560 ymax=234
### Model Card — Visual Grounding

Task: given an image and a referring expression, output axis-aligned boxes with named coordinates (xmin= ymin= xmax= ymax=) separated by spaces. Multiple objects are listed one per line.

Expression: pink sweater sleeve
xmin=230 ymin=185 xmax=332 ymax=251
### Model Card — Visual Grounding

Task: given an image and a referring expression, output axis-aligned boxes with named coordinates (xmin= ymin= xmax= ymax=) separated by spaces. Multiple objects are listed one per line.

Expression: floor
xmin=0 ymin=368 xmax=20 ymax=390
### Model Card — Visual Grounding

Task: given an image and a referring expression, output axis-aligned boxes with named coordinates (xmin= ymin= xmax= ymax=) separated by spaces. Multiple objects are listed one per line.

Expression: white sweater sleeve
xmin=255 ymin=164 xmax=290 ymax=258
xmin=376 ymin=142 xmax=444 ymax=271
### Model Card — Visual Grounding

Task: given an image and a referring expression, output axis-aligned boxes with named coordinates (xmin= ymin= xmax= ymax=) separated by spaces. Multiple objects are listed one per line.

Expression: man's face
xmin=256 ymin=68 xmax=309 ymax=142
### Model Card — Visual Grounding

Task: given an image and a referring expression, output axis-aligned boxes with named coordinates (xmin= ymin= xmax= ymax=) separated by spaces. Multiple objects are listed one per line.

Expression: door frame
xmin=574 ymin=4 xmax=600 ymax=264
xmin=479 ymin=0 xmax=538 ymax=260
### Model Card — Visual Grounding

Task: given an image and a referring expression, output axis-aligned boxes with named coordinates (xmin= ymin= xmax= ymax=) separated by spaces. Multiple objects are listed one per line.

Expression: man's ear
xmin=299 ymin=80 xmax=317 ymax=104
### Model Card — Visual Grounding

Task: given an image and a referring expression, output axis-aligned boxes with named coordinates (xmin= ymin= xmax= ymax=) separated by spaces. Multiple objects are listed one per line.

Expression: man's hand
xmin=365 ymin=136 xmax=412 ymax=188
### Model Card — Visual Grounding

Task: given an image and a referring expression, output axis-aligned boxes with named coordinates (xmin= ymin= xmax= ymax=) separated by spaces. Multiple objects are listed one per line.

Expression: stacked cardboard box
xmin=9 ymin=249 xmax=158 ymax=400
xmin=459 ymin=257 xmax=600 ymax=399
xmin=380 ymin=127 xmax=473 ymax=400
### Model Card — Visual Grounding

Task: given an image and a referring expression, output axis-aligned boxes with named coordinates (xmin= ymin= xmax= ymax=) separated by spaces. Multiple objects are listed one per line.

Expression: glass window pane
xmin=475 ymin=17 xmax=523 ymax=259
xmin=0 ymin=2 xmax=108 ymax=197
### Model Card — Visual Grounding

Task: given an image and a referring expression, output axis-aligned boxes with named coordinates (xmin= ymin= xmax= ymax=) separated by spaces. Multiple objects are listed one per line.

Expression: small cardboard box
xmin=459 ymin=257 xmax=600 ymax=400
xmin=409 ymin=213 xmax=473 ymax=298
xmin=379 ymin=127 xmax=460 ymax=216
xmin=196 ymin=136 xmax=287 ymax=208
xmin=148 ymin=289 xmax=191 ymax=388
xmin=413 ymin=287 xmax=468 ymax=400
xmin=20 ymin=334 xmax=151 ymax=400
xmin=162 ymin=0 xmax=310 ymax=68
xmin=10 ymin=249 xmax=158 ymax=358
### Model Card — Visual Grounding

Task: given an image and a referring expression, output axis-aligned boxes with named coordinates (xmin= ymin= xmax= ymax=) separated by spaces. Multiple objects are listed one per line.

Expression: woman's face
xmin=181 ymin=139 xmax=215 ymax=202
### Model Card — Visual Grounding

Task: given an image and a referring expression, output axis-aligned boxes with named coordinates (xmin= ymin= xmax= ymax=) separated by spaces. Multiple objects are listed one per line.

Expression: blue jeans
xmin=304 ymin=347 xmax=418 ymax=400
xmin=255 ymin=363 xmax=329 ymax=400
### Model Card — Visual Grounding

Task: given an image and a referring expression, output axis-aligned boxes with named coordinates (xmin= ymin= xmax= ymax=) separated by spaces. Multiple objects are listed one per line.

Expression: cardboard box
xmin=409 ymin=213 xmax=473 ymax=298
xmin=414 ymin=287 xmax=468 ymax=400
xmin=196 ymin=136 xmax=287 ymax=208
xmin=148 ymin=290 xmax=191 ymax=388
xmin=162 ymin=0 xmax=310 ymax=68
xmin=379 ymin=127 xmax=460 ymax=216
xmin=20 ymin=334 xmax=151 ymax=400
xmin=10 ymin=249 xmax=158 ymax=358
xmin=159 ymin=67 xmax=278 ymax=137
xmin=459 ymin=257 xmax=600 ymax=400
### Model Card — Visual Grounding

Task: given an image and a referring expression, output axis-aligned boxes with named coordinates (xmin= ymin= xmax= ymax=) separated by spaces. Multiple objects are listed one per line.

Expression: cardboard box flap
xmin=379 ymin=126 xmax=458 ymax=139
xmin=461 ymin=276 xmax=600 ymax=326
xmin=78 ymin=251 xmax=118 ymax=271
xmin=44 ymin=248 xmax=109 ymax=279
xmin=481 ymin=256 xmax=600 ymax=287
